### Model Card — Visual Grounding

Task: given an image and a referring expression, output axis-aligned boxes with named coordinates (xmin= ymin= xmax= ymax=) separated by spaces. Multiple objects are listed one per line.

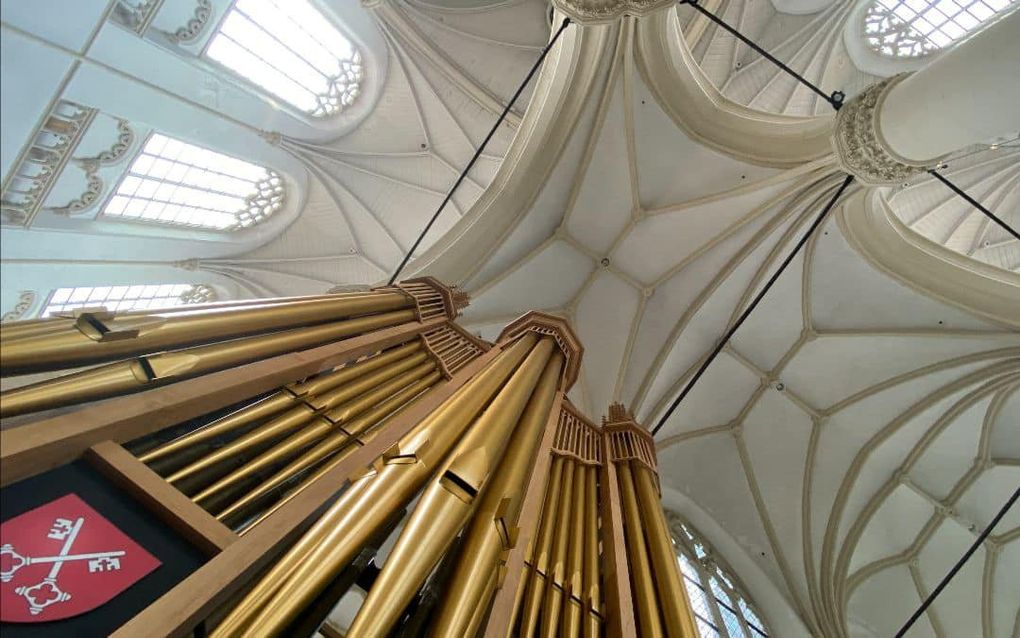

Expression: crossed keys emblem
xmin=1 ymin=516 xmax=126 ymax=615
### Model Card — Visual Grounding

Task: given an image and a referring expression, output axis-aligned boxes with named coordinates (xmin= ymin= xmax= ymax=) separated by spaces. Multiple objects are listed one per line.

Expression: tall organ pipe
xmin=214 ymin=371 xmax=442 ymax=524
xmin=582 ymin=464 xmax=602 ymax=638
xmin=561 ymin=461 xmax=588 ymax=637
xmin=189 ymin=361 xmax=438 ymax=507
xmin=617 ymin=461 xmax=665 ymax=638
xmin=1 ymin=291 xmax=413 ymax=374
xmin=138 ymin=341 xmax=424 ymax=464
xmin=0 ymin=309 xmax=416 ymax=417
xmin=231 ymin=376 xmax=443 ymax=532
xmin=424 ymin=352 xmax=564 ymax=637
xmin=165 ymin=350 xmax=432 ymax=486
xmin=518 ymin=456 xmax=566 ymax=638
xmin=211 ymin=334 xmax=538 ymax=637
xmin=539 ymin=457 xmax=576 ymax=637
xmin=634 ymin=464 xmax=700 ymax=638
xmin=345 ymin=339 xmax=557 ymax=638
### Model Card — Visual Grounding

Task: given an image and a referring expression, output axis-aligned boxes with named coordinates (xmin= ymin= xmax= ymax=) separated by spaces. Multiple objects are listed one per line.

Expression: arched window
xmin=102 ymin=133 xmax=284 ymax=230
xmin=205 ymin=0 xmax=363 ymax=117
xmin=864 ymin=0 xmax=1016 ymax=58
xmin=667 ymin=513 xmax=770 ymax=638
xmin=41 ymin=284 xmax=215 ymax=317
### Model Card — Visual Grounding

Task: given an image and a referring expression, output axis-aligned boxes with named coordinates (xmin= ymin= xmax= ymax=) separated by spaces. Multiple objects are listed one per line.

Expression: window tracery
xmin=205 ymin=0 xmax=363 ymax=117
xmin=102 ymin=133 xmax=284 ymax=230
xmin=864 ymin=0 xmax=1016 ymax=58
xmin=41 ymin=284 xmax=215 ymax=317
xmin=668 ymin=513 xmax=770 ymax=638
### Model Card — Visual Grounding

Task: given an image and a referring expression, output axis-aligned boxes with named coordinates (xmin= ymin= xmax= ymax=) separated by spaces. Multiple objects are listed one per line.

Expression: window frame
xmin=669 ymin=514 xmax=771 ymax=638
xmin=39 ymin=283 xmax=217 ymax=318
xmin=200 ymin=0 xmax=363 ymax=119
xmin=98 ymin=131 xmax=285 ymax=232
xmin=862 ymin=0 xmax=1017 ymax=59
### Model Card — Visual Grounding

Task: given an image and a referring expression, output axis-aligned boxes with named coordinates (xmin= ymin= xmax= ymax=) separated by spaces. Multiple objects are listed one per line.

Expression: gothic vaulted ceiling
xmin=2 ymin=1 xmax=1019 ymax=637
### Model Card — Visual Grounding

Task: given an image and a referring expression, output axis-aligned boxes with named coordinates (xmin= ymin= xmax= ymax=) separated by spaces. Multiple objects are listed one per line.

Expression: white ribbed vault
xmin=447 ymin=6 xmax=1020 ymax=636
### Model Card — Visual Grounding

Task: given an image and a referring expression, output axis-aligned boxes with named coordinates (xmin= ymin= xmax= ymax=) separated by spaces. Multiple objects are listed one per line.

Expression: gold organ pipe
xmin=582 ymin=464 xmax=601 ymax=638
xmin=462 ymin=568 xmax=499 ymax=638
xmin=165 ymin=350 xmax=431 ymax=486
xmin=506 ymin=564 xmax=530 ymax=638
xmin=539 ymin=457 xmax=576 ymax=638
xmin=137 ymin=341 xmax=423 ymax=464
xmin=216 ymin=371 xmax=441 ymax=525
xmin=428 ymin=352 xmax=564 ymax=637
xmin=217 ymin=470 xmax=377 ymax=632
xmin=1 ymin=291 xmax=413 ymax=375
xmin=561 ymin=461 xmax=588 ymax=638
xmin=345 ymin=339 xmax=557 ymax=638
xmin=0 ymin=294 xmax=378 ymax=345
xmin=190 ymin=361 xmax=438 ymax=507
xmin=0 ymin=309 xmax=417 ymax=418
xmin=232 ymin=376 xmax=443 ymax=533
xmin=634 ymin=465 xmax=700 ymax=638
xmin=212 ymin=334 xmax=539 ymax=637
xmin=0 ymin=317 xmax=74 ymax=341
xmin=617 ymin=461 xmax=665 ymax=638
xmin=518 ymin=456 xmax=566 ymax=638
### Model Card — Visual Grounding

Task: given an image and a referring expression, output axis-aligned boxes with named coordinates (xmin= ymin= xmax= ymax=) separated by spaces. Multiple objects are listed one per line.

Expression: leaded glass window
xmin=102 ymin=133 xmax=284 ymax=230
xmin=864 ymin=0 xmax=1016 ymax=58
xmin=669 ymin=514 xmax=770 ymax=638
xmin=206 ymin=0 xmax=363 ymax=117
xmin=41 ymin=284 xmax=215 ymax=317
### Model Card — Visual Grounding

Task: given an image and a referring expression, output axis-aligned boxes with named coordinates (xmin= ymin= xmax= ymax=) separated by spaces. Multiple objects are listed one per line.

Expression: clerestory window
xmin=41 ymin=284 xmax=216 ymax=317
xmin=102 ymin=133 xmax=284 ymax=230
xmin=206 ymin=0 xmax=363 ymax=117
xmin=864 ymin=0 xmax=1016 ymax=58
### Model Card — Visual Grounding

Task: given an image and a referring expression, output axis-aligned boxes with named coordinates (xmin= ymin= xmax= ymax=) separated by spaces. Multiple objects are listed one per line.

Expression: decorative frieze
xmin=1 ymin=291 xmax=38 ymax=323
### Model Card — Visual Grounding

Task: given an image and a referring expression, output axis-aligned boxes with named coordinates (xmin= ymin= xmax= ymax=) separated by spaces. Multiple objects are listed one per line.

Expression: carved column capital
xmin=551 ymin=0 xmax=674 ymax=24
xmin=831 ymin=74 xmax=942 ymax=186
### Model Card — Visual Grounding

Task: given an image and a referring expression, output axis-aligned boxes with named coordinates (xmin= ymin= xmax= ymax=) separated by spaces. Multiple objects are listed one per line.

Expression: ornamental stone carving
xmin=2 ymin=291 xmax=38 ymax=323
xmin=551 ymin=0 xmax=675 ymax=24
xmin=166 ymin=0 xmax=212 ymax=44
xmin=831 ymin=73 xmax=940 ymax=186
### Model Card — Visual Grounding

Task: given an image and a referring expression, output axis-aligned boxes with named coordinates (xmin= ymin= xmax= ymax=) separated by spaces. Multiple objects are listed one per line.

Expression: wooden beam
xmin=87 ymin=441 xmax=236 ymax=556
xmin=110 ymin=344 xmax=503 ymax=638
xmin=1 ymin=318 xmax=443 ymax=487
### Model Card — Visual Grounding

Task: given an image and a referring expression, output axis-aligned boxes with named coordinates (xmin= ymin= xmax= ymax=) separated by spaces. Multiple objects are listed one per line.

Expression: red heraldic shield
xmin=1 ymin=493 xmax=161 ymax=623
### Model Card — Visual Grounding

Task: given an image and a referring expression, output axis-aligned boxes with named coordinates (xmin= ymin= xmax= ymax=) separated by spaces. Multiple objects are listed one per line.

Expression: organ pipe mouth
xmin=440 ymin=470 xmax=479 ymax=503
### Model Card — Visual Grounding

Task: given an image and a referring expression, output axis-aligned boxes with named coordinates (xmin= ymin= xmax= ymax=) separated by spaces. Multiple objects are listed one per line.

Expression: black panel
xmin=1 ymin=460 xmax=207 ymax=637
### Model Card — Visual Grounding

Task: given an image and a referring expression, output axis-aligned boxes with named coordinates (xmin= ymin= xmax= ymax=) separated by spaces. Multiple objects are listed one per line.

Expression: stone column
xmin=833 ymin=9 xmax=1020 ymax=185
